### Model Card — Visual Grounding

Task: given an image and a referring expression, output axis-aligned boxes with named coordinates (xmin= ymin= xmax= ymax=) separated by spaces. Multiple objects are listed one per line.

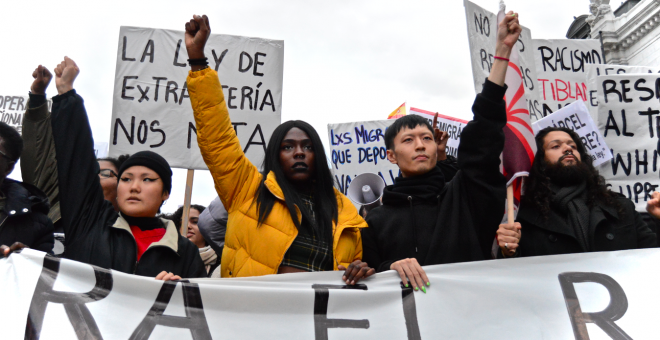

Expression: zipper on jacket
xmin=408 ymin=196 xmax=418 ymax=253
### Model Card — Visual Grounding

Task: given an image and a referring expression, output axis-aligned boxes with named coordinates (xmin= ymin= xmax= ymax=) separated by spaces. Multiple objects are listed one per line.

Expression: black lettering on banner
xmin=253 ymin=52 xmax=266 ymax=76
xmin=122 ymin=36 xmax=136 ymax=61
xmin=620 ymin=80 xmax=633 ymax=103
xmin=238 ymin=52 xmax=253 ymax=73
xmin=212 ymin=49 xmax=229 ymax=71
xmin=114 ymin=116 xmax=136 ymax=145
xmin=474 ymin=13 xmax=490 ymax=36
xmin=241 ymin=86 xmax=254 ymax=110
xmin=602 ymin=79 xmax=621 ymax=103
xmin=188 ymin=122 xmax=197 ymax=149
xmin=152 ymin=77 xmax=167 ymax=102
xmin=137 ymin=85 xmax=150 ymax=103
xmin=635 ymin=79 xmax=654 ymax=101
xmin=179 ymin=82 xmax=190 ymax=105
xmin=244 ymin=124 xmax=267 ymax=154
xmin=231 ymin=122 xmax=248 ymax=133
xmin=400 ymin=283 xmax=422 ymax=340
xmin=173 ymin=39 xmax=188 ymax=67
xmin=165 ymin=81 xmax=179 ymax=103
xmin=122 ymin=76 xmax=138 ymax=100
xmin=604 ymin=110 xmax=620 ymax=137
xmin=149 ymin=121 xmax=166 ymax=148
xmin=480 ymin=49 xmax=491 ymax=72
xmin=141 ymin=39 xmax=155 ymax=63
xmin=16 ymin=97 xmax=25 ymax=112
xmin=558 ymin=272 xmax=632 ymax=340
xmin=129 ymin=280 xmax=212 ymax=340
xmin=621 ymin=110 xmax=634 ymax=137
xmin=137 ymin=120 xmax=148 ymax=144
xmin=227 ymin=87 xmax=237 ymax=109
xmin=312 ymin=284 xmax=369 ymax=340
xmin=610 ymin=151 xmax=631 ymax=176
xmin=538 ymin=46 xmax=556 ymax=72
xmin=25 ymin=256 xmax=113 ymax=340
xmin=254 ymin=82 xmax=262 ymax=111
xmin=638 ymin=108 xmax=660 ymax=137
xmin=260 ymin=90 xmax=276 ymax=112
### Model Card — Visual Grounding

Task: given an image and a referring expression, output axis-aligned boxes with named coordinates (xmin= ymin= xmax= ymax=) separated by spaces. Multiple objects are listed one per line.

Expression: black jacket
xmin=0 ymin=179 xmax=53 ymax=253
xmin=51 ymin=90 xmax=206 ymax=278
xmin=511 ymin=195 xmax=656 ymax=257
xmin=362 ymin=80 xmax=507 ymax=272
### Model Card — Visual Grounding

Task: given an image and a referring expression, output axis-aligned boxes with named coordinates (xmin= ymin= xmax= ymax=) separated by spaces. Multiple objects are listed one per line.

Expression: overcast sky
xmin=2 ymin=0 xmax=590 ymax=213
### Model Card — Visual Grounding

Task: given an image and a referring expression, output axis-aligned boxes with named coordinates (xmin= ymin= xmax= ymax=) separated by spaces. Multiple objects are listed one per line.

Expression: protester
xmin=196 ymin=196 xmax=227 ymax=257
xmin=0 ymin=120 xmax=54 ymax=257
xmin=45 ymin=56 xmax=206 ymax=280
xmin=361 ymin=12 xmax=521 ymax=293
xmin=97 ymin=155 xmax=130 ymax=212
xmin=184 ymin=15 xmax=372 ymax=284
xmin=171 ymin=204 xmax=220 ymax=277
xmin=496 ymin=127 xmax=657 ymax=258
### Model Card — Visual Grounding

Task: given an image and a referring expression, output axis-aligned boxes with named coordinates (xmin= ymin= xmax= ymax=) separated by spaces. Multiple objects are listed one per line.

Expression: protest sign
xmin=328 ymin=120 xmax=398 ymax=196
xmin=110 ymin=26 xmax=284 ymax=170
xmin=94 ymin=142 xmax=109 ymax=158
xmin=532 ymin=101 xmax=611 ymax=167
xmin=532 ymin=39 xmax=602 ymax=119
xmin=4 ymin=248 xmax=660 ymax=339
xmin=0 ymin=95 xmax=50 ymax=134
xmin=597 ymin=74 xmax=660 ymax=211
xmin=463 ymin=0 xmax=541 ymax=120
xmin=585 ymin=64 xmax=660 ymax=122
xmin=409 ymin=107 xmax=469 ymax=158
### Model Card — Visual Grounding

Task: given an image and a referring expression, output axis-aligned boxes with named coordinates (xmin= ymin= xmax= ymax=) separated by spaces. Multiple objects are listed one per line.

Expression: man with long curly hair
xmin=496 ymin=127 xmax=657 ymax=258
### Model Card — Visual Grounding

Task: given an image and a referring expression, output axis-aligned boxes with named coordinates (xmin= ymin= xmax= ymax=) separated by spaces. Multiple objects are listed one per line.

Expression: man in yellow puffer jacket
xmin=184 ymin=15 xmax=373 ymax=283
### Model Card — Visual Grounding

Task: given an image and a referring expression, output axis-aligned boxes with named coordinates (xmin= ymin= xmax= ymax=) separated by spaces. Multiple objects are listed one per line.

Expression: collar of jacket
xmin=263 ymin=171 xmax=366 ymax=243
xmin=111 ymin=215 xmax=180 ymax=254
xmin=0 ymin=179 xmax=50 ymax=218
xmin=517 ymin=199 xmax=620 ymax=238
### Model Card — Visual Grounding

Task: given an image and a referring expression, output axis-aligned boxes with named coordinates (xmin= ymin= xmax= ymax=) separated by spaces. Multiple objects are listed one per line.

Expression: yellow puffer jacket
xmin=187 ymin=68 xmax=366 ymax=278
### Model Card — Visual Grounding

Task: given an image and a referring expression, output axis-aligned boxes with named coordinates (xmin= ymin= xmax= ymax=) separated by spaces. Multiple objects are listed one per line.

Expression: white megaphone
xmin=347 ymin=173 xmax=386 ymax=206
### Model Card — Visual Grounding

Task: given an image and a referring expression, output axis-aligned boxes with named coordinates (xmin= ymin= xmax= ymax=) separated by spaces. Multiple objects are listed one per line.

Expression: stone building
xmin=567 ymin=0 xmax=660 ymax=66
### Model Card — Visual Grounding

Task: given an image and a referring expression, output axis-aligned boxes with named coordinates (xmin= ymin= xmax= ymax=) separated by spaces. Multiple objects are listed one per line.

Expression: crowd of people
xmin=1 ymin=13 xmax=659 ymax=293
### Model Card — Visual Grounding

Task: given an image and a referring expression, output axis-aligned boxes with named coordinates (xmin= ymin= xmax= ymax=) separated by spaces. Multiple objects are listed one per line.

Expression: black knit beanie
xmin=117 ymin=151 xmax=173 ymax=194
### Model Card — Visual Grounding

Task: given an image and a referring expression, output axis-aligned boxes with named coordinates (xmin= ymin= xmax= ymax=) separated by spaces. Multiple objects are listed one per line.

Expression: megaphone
xmin=347 ymin=173 xmax=386 ymax=206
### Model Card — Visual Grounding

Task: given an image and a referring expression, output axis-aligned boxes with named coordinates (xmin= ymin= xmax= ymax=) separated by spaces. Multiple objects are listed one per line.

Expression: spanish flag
xmin=387 ymin=102 xmax=406 ymax=119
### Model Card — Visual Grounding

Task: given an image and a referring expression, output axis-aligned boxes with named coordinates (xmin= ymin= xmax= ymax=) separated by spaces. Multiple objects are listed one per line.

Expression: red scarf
xmin=130 ymin=225 xmax=166 ymax=261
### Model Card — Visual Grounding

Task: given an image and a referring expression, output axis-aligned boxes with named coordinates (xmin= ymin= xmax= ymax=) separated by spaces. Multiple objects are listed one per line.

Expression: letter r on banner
xmin=312 ymin=284 xmax=370 ymax=340
xmin=558 ymin=272 xmax=632 ymax=340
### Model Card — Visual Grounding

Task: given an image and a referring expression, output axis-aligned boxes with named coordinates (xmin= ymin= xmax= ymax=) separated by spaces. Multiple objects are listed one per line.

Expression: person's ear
xmin=162 ymin=190 xmax=170 ymax=201
xmin=387 ymin=149 xmax=398 ymax=165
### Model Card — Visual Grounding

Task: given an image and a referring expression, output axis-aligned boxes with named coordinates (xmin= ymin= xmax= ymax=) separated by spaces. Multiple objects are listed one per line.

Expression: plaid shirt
xmin=280 ymin=196 xmax=333 ymax=272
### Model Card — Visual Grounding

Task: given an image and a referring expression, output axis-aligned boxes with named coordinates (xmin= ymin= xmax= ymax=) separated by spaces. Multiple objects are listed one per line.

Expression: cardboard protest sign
xmin=597 ymin=74 xmax=660 ymax=211
xmin=463 ymin=0 xmax=541 ymax=120
xmin=94 ymin=142 xmax=109 ymax=158
xmin=328 ymin=120 xmax=399 ymax=196
xmin=532 ymin=39 xmax=602 ymax=119
xmin=5 ymin=248 xmax=660 ymax=339
xmin=409 ymin=107 xmax=469 ymax=158
xmin=585 ymin=64 xmax=660 ymax=123
xmin=0 ymin=95 xmax=33 ymax=134
xmin=110 ymin=26 xmax=284 ymax=170
xmin=532 ymin=100 xmax=610 ymax=167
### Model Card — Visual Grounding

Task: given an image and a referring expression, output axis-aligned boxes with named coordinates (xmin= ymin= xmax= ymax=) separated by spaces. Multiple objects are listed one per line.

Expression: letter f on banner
xmin=558 ymin=272 xmax=632 ymax=340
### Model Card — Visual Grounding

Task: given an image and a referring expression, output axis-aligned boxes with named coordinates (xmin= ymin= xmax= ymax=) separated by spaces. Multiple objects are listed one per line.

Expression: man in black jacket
xmin=0 ymin=121 xmax=54 ymax=256
xmin=496 ymin=127 xmax=656 ymax=258
xmin=361 ymin=12 xmax=522 ymax=293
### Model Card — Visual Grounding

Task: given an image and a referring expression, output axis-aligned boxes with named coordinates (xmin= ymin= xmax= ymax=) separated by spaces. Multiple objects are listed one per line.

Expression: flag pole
xmin=507 ymin=184 xmax=514 ymax=225
xmin=180 ymin=169 xmax=195 ymax=236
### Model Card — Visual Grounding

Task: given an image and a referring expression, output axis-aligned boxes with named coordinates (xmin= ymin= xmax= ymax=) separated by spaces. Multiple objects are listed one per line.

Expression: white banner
xmin=532 ymin=101 xmax=611 ymax=167
xmin=532 ymin=39 xmax=602 ymax=119
xmin=409 ymin=107 xmax=469 ymax=158
xmin=597 ymin=74 xmax=660 ymax=211
xmin=0 ymin=95 xmax=31 ymax=134
xmin=3 ymin=248 xmax=660 ymax=339
xmin=463 ymin=0 xmax=541 ymax=121
xmin=110 ymin=26 xmax=284 ymax=169
xmin=94 ymin=142 xmax=109 ymax=158
xmin=328 ymin=120 xmax=399 ymax=196
xmin=585 ymin=64 xmax=660 ymax=123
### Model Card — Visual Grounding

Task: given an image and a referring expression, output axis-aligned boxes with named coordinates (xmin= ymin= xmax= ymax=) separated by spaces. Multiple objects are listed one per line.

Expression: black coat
xmin=51 ymin=90 xmax=206 ymax=278
xmin=362 ymin=80 xmax=507 ymax=272
xmin=512 ymin=195 xmax=656 ymax=257
xmin=0 ymin=179 xmax=53 ymax=253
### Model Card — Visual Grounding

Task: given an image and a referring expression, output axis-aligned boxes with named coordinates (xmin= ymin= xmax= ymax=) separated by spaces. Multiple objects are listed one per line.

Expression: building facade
xmin=572 ymin=0 xmax=660 ymax=66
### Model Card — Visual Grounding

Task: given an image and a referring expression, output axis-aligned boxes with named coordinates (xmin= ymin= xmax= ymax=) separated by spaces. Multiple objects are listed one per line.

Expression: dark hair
xmin=255 ymin=120 xmax=338 ymax=244
xmin=97 ymin=154 xmax=130 ymax=172
xmin=171 ymin=204 xmax=206 ymax=230
xmin=0 ymin=122 xmax=23 ymax=162
xmin=384 ymin=115 xmax=434 ymax=150
xmin=523 ymin=127 xmax=621 ymax=217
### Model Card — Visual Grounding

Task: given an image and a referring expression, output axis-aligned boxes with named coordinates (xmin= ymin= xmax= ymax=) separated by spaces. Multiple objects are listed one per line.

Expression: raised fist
xmin=31 ymin=65 xmax=52 ymax=96
xmin=184 ymin=15 xmax=211 ymax=60
xmin=53 ymin=57 xmax=79 ymax=95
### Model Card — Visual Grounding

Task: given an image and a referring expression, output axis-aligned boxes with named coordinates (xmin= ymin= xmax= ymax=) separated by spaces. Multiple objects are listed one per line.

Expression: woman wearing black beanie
xmin=45 ymin=57 xmax=206 ymax=279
